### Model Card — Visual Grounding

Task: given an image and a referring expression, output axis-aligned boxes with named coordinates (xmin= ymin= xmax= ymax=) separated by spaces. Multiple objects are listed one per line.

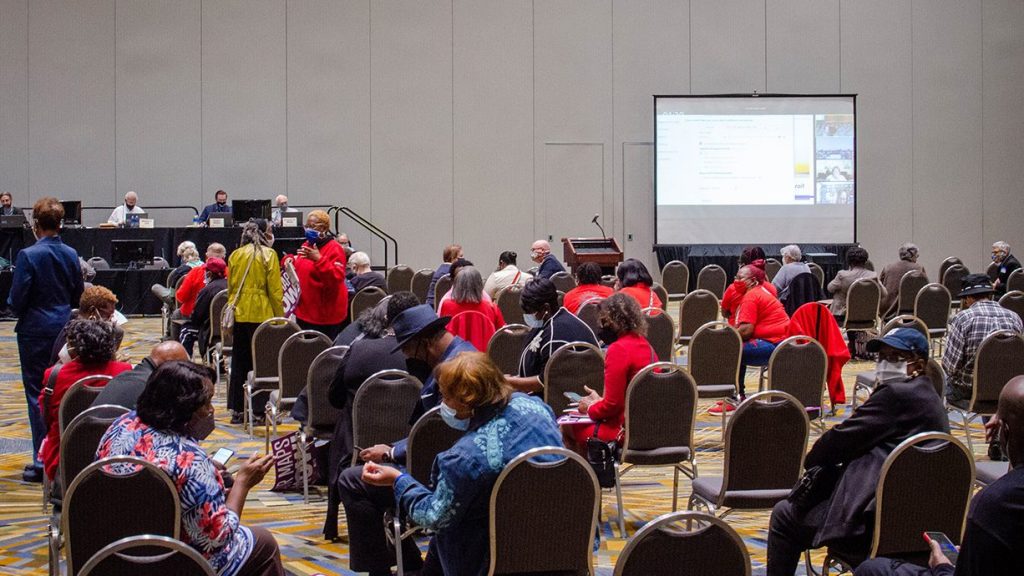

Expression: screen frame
xmin=653 ymin=93 xmax=858 ymax=245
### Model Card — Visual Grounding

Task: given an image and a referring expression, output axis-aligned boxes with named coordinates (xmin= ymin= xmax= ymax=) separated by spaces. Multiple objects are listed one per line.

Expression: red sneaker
xmin=707 ymin=400 xmax=736 ymax=415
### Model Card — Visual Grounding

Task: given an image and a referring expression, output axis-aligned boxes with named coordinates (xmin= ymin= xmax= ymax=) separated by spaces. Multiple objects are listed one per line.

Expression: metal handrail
xmin=82 ymin=205 xmax=200 ymax=216
xmin=330 ymin=206 xmax=398 ymax=270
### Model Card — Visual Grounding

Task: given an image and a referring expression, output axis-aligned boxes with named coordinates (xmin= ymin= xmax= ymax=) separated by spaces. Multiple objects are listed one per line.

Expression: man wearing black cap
xmin=767 ymin=328 xmax=949 ymax=576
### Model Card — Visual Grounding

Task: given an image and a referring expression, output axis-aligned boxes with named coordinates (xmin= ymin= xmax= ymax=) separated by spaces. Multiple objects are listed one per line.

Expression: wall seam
xmin=26 ymin=0 xmax=30 ymax=198
xmin=285 ymin=0 xmax=289 ymax=198
xmin=531 ymin=0 xmax=536 ymax=240
xmin=451 ymin=0 xmax=455 ymax=246
xmin=113 ymin=0 xmax=118 ymax=203
xmin=200 ymin=0 xmax=204 ymax=200
xmin=910 ymin=0 xmax=915 ymax=241
xmin=763 ymin=0 xmax=768 ymax=91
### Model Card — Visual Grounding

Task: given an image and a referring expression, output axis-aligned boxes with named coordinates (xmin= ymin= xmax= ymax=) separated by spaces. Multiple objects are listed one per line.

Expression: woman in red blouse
xmin=440 ymin=267 xmax=505 ymax=350
xmin=38 ymin=319 xmax=131 ymax=481
xmin=615 ymin=259 xmax=663 ymax=312
xmin=281 ymin=210 xmax=349 ymax=340
xmin=566 ymin=293 xmax=656 ymax=450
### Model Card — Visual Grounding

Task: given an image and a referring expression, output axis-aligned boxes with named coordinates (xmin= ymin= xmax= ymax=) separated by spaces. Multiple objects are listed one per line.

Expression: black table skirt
xmin=653 ymin=244 xmax=855 ymax=288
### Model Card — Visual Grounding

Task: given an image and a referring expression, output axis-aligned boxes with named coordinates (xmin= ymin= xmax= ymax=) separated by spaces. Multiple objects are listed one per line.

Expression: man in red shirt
xmin=711 ymin=265 xmax=790 ymax=413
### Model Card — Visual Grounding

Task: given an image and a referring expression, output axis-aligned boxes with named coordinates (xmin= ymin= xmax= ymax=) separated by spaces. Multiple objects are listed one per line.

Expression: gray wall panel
xmin=541 ymin=143 xmax=605 ymax=241
xmin=452 ymin=0 xmax=533 ymax=265
xmin=690 ymin=0 xmax=765 ymax=93
xmin=613 ymin=0 xmax=688 ymax=269
xmin=286 ymin=0 xmax=372 ymax=252
xmin=767 ymin=0 xmax=839 ymax=93
xmin=370 ymin=0 xmax=453 ymax=269
xmin=0 ymin=0 xmax=28 ymax=200
xmin=913 ymin=0 xmax=984 ymax=270
xmin=201 ymin=0 xmax=286 ymax=203
xmin=29 ymin=0 xmax=116 ymax=219
xmin=982 ymin=0 xmax=1024 ymax=255
xmin=115 ymin=0 xmax=201 ymax=222
xmin=840 ymin=0 xmax=913 ymax=268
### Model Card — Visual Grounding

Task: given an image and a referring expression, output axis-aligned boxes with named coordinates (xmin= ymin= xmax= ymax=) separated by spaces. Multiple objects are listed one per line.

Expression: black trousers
xmin=228 ymin=321 xmax=259 ymax=414
xmin=17 ymin=332 xmax=57 ymax=466
xmin=767 ymin=499 xmax=870 ymax=576
xmin=296 ymin=318 xmax=343 ymax=341
xmin=853 ymin=558 xmax=932 ymax=575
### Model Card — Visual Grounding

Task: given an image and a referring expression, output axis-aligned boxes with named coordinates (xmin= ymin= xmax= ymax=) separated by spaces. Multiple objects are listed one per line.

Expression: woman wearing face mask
xmin=227 ymin=218 xmax=284 ymax=425
xmin=38 ymin=319 xmax=131 ymax=483
xmin=97 ymin=361 xmax=284 ymax=576
xmin=721 ymin=246 xmax=776 ymax=320
xmin=361 ymin=352 xmax=563 ymax=576
xmin=566 ymin=293 xmax=655 ymax=453
xmin=766 ymin=328 xmax=950 ymax=575
xmin=505 ymin=278 xmax=599 ymax=394
xmin=281 ymin=210 xmax=348 ymax=339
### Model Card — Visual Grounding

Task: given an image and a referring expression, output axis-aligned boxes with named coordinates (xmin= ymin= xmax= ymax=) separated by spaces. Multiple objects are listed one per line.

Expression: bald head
xmin=150 ymin=340 xmax=189 ymax=366
xmin=531 ymin=240 xmax=551 ymax=263
xmin=206 ymin=243 xmax=226 ymax=259
xmin=998 ymin=376 xmax=1024 ymax=467
xmin=275 ymin=194 xmax=288 ymax=207
xmin=124 ymin=191 xmax=138 ymax=208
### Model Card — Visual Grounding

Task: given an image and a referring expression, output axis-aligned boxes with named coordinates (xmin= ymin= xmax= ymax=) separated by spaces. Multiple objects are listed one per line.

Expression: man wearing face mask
xmin=530 ymin=239 xmax=565 ymax=279
xmin=270 ymin=194 xmax=294 ymax=227
xmin=505 ymin=278 xmax=599 ymax=394
xmin=767 ymin=328 xmax=949 ymax=576
xmin=336 ymin=301 xmax=476 ymax=575
xmin=281 ymin=210 xmax=348 ymax=339
xmin=198 ymin=189 xmax=231 ymax=224
xmin=990 ymin=241 xmax=1021 ymax=297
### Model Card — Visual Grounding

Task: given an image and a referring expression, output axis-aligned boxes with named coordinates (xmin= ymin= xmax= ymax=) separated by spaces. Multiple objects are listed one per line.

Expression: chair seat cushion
xmin=697 ymin=384 xmax=735 ymax=398
xmin=268 ymin=390 xmax=296 ymax=410
xmin=692 ymin=476 xmax=792 ymax=509
xmin=623 ymin=446 xmax=691 ymax=466
xmin=975 ymin=461 xmax=1010 ymax=486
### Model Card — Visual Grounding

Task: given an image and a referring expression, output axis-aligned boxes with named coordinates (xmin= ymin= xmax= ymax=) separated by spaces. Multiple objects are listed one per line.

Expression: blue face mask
xmin=304 ymin=228 xmax=321 ymax=244
xmin=523 ymin=312 xmax=544 ymax=329
xmin=439 ymin=402 xmax=470 ymax=431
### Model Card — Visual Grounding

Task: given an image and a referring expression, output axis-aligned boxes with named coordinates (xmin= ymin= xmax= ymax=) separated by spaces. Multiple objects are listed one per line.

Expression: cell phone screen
xmin=924 ymin=532 xmax=958 ymax=564
xmin=564 ymin=391 xmax=582 ymax=403
xmin=212 ymin=448 xmax=234 ymax=466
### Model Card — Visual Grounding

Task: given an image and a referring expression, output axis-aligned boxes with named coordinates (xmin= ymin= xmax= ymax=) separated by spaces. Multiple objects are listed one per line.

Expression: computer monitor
xmin=126 ymin=212 xmax=149 ymax=228
xmin=278 ymin=211 xmax=303 ymax=228
xmin=0 ymin=214 xmax=27 ymax=229
xmin=60 ymin=200 xmax=82 ymax=226
xmin=111 ymin=239 xmax=155 ymax=267
xmin=232 ymin=199 xmax=271 ymax=224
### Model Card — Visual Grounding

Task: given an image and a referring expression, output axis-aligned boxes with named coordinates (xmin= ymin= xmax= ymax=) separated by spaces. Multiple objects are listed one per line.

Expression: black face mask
xmin=598 ymin=326 xmax=618 ymax=346
xmin=188 ymin=410 xmax=215 ymax=440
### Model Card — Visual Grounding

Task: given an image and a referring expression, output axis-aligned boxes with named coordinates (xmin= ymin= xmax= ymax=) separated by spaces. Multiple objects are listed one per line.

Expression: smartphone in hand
xmin=923 ymin=532 xmax=959 ymax=565
xmin=564 ymin=391 xmax=582 ymax=403
xmin=211 ymin=447 xmax=235 ymax=467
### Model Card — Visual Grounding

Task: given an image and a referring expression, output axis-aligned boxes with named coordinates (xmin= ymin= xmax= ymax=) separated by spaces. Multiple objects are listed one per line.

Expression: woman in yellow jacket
xmin=227 ymin=219 xmax=284 ymax=424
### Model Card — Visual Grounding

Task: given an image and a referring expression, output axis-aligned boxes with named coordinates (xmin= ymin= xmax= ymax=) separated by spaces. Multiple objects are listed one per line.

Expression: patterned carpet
xmin=0 ymin=318 xmax=988 ymax=575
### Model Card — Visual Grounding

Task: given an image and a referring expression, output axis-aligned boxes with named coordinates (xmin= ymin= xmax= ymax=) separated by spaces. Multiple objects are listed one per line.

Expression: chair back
xmin=59 ymin=375 xmax=114 ymax=434
xmin=941 ymin=264 xmax=969 ymax=305
xmin=614 ymin=511 xmax=751 ymax=576
xmin=550 ymin=271 xmax=576 ymax=293
xmin=351 ymin=370 xmax=423 ymax=461
xmin=677 ymin=290 xmax=720 ymax=345
xmin=495 ymin=284 xmax=525 ymax=324
xmin=1009 ymin=268 xmax=1024 ymax=294
xmin=146 ymin=256 xmax=170 ymax=270
xmin=844 ymin=278 xmax=881 ymax=330
xmin=406 ymin=407 xmax=464 ymax=486
xmin=895 ymin=271 xmax=929 ymax=315
xmin=924 ymin=358 xmax=946 ymax=399
xmin=782 ymin=273 xmax=827 ymax=317
xmin=411 ymin=268 xmax=434 ymax=303
xmin=60 ymin=405 xmax=130 ymax=494
xmin=970 ymin=330 xmax=1024 ymax=414
xmin=622 ymin=364 xmax=697 ymax=462
xmin=651 ymin=283 xmax=669 ymax=311
xmin=277 ymin=330 xmax=332 ymax=400
xmin=432 ymin=275 xmax=453 ymax=310
xmin=695 ymin=265 xmax=727 ymax=300
xmin=486 ymin=323 xmax=532 ymax=375
xmin=489 ymin=447 xmax=598 ymax=576
xmin=543 ymin=342 xmax=605 ymax=414
xmin=601 ymin=275 xmax=617 ymax=288
xmin=880 ymin=314 xmax=928 ymax=338
xmin=447 ymin=310 xmax=497 ymax=352
xmin=643 ymin=307 xmax=675 ymax=362
xmin=79 ymin=535 xmax=215 ymax=576
xmin=87 ymin=256 xmax=110 ymax=270
xmin=64 ymin=457 xmax=180 ymax=576
xmin=766 ymin=337 xmax=828 ymax=416
xmin=386 ymin=265 xmax=415 ymax=294
xmin=937 ymin=257 xmax=963 ymax=284
xmin=251 ymin=317 xmax=299 ymax=385
xmin=350 ymin=286 xmax=387 ymax=320
xmin=764 ymin=258 xmax=782 ymax=282
xmin=660 ymin=260 xmax=690 ymax=300
xmin=721 ymin=392 xmax=808 ymax=495
xmin=208 ymin=289 xmax=228 ymax=342
xmin=688 ymin=322 xmax=741 ymax=390
xmin=807 ymin=262 xmax=825 ymax=288
xmin=999 ymin=290 xmax=1024 ymax=323
xmin=576 ymin=298 xmax=604 ymax=334
xmin=914 ymin=283 xmax=951 ymax=334
xmin=305 ymin=346 xmax=348 ymax=435
xmin=871 ymin=433 xmax=974 ymax=559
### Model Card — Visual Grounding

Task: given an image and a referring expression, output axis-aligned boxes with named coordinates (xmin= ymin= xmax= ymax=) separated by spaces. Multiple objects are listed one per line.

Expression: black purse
xmin=788 ymin=463 xmax=843 ymax=514
xmin=586 ymin=423 xmax=620 ymax=489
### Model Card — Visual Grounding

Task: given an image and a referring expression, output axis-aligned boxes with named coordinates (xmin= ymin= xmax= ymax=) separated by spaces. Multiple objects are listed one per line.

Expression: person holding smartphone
xmin=853 ymin=375 xmax=1024 ymax=576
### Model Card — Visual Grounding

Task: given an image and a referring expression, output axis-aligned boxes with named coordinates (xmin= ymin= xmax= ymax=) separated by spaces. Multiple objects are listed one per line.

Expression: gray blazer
xmin=827 ymin=267 xmax=886 ymax=317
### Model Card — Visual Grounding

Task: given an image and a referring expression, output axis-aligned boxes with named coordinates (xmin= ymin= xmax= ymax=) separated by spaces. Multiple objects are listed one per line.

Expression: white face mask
xmin=439 ymin=401 xmax=470 ymax=431
xmin=523 ymin=312 xmax=544 ymax=329
xmin=874 ymin=360 xmax=908 ymax=384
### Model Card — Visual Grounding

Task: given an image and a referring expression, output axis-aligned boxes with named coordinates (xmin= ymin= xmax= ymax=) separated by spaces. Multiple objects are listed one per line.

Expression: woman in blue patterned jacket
xmin=363 ymin=351 xmax=563 ymax=575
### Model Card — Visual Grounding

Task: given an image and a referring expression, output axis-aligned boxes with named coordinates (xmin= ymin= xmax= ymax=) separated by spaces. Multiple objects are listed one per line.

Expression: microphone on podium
xmin=592 ymin=214 xmax=607 ymax=239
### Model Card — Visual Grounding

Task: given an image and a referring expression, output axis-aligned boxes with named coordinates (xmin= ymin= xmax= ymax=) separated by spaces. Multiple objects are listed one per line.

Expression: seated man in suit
xmin=854 ymin=375 xmax=1024 ymax=576
xmin=0 ymin=191 xmax=23 ymax=216
xmin=91 ymin=340 xmax=189 ymax=410
xmin=767 ymin=328 xmax=949 ymax=576
xmin=198 ymin=189 xmax=231 ymax=224
xmin=530 ymin=239 xmax=565 ymax=279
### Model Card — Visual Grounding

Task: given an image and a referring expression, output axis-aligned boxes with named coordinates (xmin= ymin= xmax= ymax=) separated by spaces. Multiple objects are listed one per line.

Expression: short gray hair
xmin=994 ymin=241 xmax=1011 ymax=253
xmin=176 ymin=240 xmax=196 ymax=257
xmin=349 ymin=251 xmax=371 ymax=268
xmin=451 ymin=266 xmax=483 ymax=304
xmin=780 ymin=244 xmax=802 ymax=262
xmin=898 ymin=242 xmax=919 ymax=262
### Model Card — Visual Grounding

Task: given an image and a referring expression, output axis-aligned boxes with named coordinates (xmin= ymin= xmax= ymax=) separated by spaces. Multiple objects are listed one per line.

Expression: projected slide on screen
xmin=655 ymin=95 xmax=856 ymax=245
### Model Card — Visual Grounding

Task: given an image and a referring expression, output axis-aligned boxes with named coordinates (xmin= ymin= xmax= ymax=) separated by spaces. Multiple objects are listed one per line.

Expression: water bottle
xmin=192 ymin=215 xmax=201 ymax=227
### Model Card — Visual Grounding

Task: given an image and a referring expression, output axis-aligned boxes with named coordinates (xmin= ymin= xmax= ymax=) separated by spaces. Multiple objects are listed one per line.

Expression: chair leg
xmin=962 ymin=413 xmax=976 ymax=454
xmin=803 ymin=550 xmax=822 ymax=576
xmin=671 ymin=466 xmax=680 ymax=512
xmin=394 ymin=514 xmax=404 ymax=576
xmin=614 ymin=464 xmax=626 ymax=537
xmin=298 ymin=432 xmax=309 ymax=505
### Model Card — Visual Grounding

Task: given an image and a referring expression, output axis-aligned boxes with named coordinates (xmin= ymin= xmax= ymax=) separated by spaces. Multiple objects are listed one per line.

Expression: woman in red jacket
xmin=282 ymin=210 xmax=348 ymax=339
xmin=38 ymin=319 xmax=131 ymax=481
xmin=440 ymin=266 xmax=505 ymax=350
xmin=566 ymin=293 xmax=656 ymax=451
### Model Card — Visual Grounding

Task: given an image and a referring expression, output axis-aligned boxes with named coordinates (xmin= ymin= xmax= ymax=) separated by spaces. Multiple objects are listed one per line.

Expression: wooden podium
xmin=562 ymin=237 xmax=624 ymax=275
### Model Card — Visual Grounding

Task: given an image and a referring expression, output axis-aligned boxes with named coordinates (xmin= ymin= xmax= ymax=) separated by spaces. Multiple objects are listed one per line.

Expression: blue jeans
xmin=739 ymin=339 xmax=776 ymax=397
xmin=17 ymin=332 xmax=59 ymax=468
